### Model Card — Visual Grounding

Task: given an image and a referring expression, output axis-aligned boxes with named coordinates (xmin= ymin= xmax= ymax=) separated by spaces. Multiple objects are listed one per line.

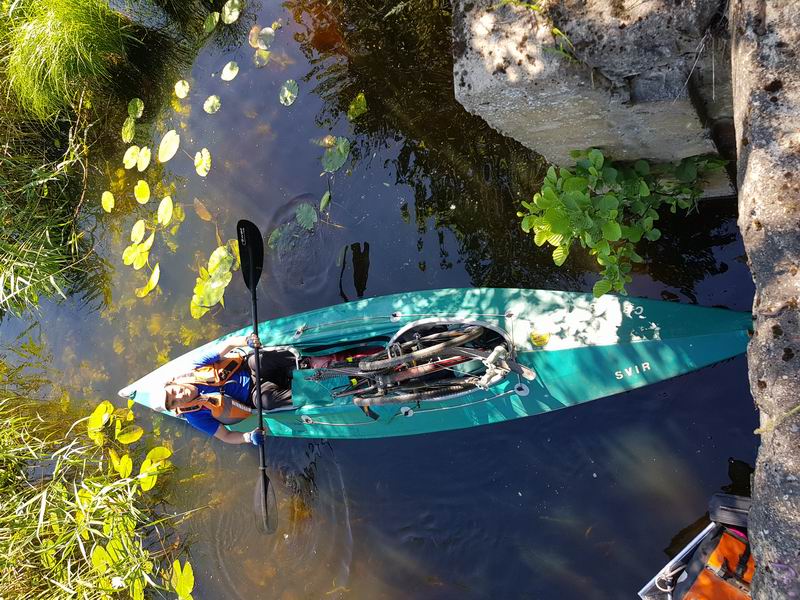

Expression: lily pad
xmin=157 ymin=196 xmax=173 ymax=226
xmin=322 ymin=137 xmax=350 ymax=173
xmin=279 ymin=80 xmax=299 ymax=106
xmin=253 ymin=50 xmax=271 ymax=68
xmin=221 ymin=61 xmax=239 ymax=81
xmin=158 ymin=130 xmax=180 ymax=163
xmin=135 ymin=264 xmax=160 ymax=298
xmin=136 ymin=147 xmax=151 ymax=172
xmin=267 ymin=225 xmax=284 ymax=249
xmin=121 ymin=117 xmax=135 ymax=143
xmin=208 ymin=246 xmax=234 ymax=274
xmin=295 ymin=202 xmax=317 ymax=230
xmin=128 ymin=98 xmax=144 ymax=119
xmin=131 ymin=220 xmax=146 ymax=244
xmin=320 ymin=190 xmax=331 ymax=212
xmin=203 ymin=95 xmax=221 ymax=114
xmin=221 ymin=0 xmax=243 ymax=24
xmin=347 ymin=92 xmax=368 ymax=121
xmin=101 ymin=191 xmax=115 ymax=213
xmin=123 ymin=145 xmax=140 ymax=169
xmin=174 ymin=80 xmax=190 ymax=99
xmin=203 ymin=11 xmax=219 ymax=33
xmin=248 ymin=25 xmax=261 ymax=48
xmin=134 ymin=180 xmax=150 ymax=204
xmin=194 ymin=148 xmax=212 ymax=177
xmin=257 ymin=27 xmax=274 ymax=50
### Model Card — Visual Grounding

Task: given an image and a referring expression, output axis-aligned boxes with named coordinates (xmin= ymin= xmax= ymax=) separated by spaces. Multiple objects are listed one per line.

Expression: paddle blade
xmin=254 ymin=473 xmax=278 ymax=534
xmin=237 ymin=219 xmax=264 ymax=292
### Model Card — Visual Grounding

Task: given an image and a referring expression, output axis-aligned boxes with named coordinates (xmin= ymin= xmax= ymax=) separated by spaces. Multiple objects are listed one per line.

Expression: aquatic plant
xmin=518 ymin=150 xmax=726 ymax=296
xmin=0 ymin=99 xmax=108 ymax=317
xmin=1 ymin=0 xmax=133 ymax=121
xmin=0 ymin=349 xmax=195 ymax=599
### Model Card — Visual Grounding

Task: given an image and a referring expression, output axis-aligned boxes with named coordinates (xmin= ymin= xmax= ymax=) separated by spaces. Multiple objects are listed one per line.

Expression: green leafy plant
xmin=518 ymin=149 xmax=725 ymax=297
xmin=0 ymin=352 xmax=194 ymax=600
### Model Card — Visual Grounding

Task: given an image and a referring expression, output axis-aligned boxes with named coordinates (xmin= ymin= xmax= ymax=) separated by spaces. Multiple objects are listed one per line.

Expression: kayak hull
xmin=119 ymin=288 xmax=752 ymax=440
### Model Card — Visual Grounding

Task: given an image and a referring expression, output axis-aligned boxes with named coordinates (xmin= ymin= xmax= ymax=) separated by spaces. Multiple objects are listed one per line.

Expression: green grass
xmin=1 ymin=0 xmax=133 ymax=121
xmin=0 ymin=345 xmax=194 ymax=599
xmin=0 ymin=96 xmax=108 ymax=317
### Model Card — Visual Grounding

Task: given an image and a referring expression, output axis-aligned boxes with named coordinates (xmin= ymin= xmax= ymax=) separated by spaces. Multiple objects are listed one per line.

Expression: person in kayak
xmin=152 ymin=333 xmax=295 ymax=445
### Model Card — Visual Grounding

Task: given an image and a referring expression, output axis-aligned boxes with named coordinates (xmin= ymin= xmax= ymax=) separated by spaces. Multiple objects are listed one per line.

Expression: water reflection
xmin=175 ymin=439 xmax=353 ymax=599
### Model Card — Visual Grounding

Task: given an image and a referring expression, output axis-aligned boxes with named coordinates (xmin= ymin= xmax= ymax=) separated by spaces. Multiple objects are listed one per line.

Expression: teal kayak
xmin=119 ymin=288 xmax=752 ymax=439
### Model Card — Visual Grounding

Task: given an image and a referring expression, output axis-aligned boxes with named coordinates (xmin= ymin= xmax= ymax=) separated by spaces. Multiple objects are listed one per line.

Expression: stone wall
xmin=731 ymin=1 xmax=800 ymax=597
xmin=453 ymin=0 xmax=731 ymax=169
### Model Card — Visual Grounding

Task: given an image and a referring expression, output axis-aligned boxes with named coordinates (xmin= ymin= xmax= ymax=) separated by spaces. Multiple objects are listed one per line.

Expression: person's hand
xmin=244 ymin=429 xmax=265 ymax=446
xmin=246 ymin=332 xmax=261 ymax=349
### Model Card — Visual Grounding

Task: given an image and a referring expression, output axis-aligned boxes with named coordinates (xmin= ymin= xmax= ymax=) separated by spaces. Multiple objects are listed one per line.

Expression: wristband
xmin=243 ymin=432 xmax=252 ymax=443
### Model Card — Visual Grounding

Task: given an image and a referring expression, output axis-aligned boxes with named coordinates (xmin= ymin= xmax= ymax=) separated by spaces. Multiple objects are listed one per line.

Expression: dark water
xmin=1 ymin=0 xmax=758 ymax=598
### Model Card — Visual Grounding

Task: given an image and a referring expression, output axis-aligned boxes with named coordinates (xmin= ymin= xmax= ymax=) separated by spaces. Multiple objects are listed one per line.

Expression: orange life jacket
xmin=679 ymin=529 xmax=754 ymax=600
xmin=176 ymin=392 xmax=253 ymax=424
xmin=173 ymin=352 xmax=247 ymax=388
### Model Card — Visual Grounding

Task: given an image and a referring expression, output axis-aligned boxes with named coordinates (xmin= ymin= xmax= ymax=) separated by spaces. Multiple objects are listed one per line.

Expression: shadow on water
xmin=171 ymin=438 xmax=353 ymax=599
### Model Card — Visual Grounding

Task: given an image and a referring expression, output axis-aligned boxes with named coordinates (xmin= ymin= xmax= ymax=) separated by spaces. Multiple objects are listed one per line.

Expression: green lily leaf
xmin=133 ymin=250 xmax=149 ymax=271
xmin=121 ymin=117 xmax=135 ymax=143
xmin=134 ymin=180 xmax=150 ymax=204
xmin=131 ymin=220 xmax=146 ymax=244
xmin=295 ymin=202 xmax=317 ymax=230
xmin=101 ymin=191 xmax=114 ymax=213
xmin=172 ymin=559 xmax=195 ymax=599
xmin=320 ymin=190 xmax=331 ymax=212
xmin=257 ymin=26 xmax=274 ymax=50
xmin=116 ymin=424 xmax=144 ymax=444
xmin=158 ymin=196 xmax=174 ymax=226
xmin=253 ymin=49 xmax=271 ymax=67
xmin=208 ymin=246 xmax=234 ymax=274
xmin=117 ymin=453 xmax=133 ymax=478
xmin=135 ymin=263 xmax=160 ymax=298
xmin=128 ymin=98 xmax=144 ymax=119
xmin=203 ymin=11 xmax=219 ymax=34
xmin=174 ymin=80 xmax=190 ymax=99
xmin=221 ymin=0 xmax=243 ymax=24
xmin=158 ymin=130 xmax=180 ymax=163
xmin=194 ymin=148 xmax=212 ymax=177
xmin=267 ymin=225 xmax=284 ymax=249
xmin=279 ymin=80 xmax=299 ymax=106
xmin=123 ymin=145 xmax=140 ymax=169
xmin=347 ymin=92 xmax=368 ymax=121
xmin=203 ymin=95 xmax=221 ymax=114
xmin=122 ymin=244 xmax=138 ymax=265
xmin=136 ymin=147 xmax=151 ymax=172
xmin=321 ymin=137 xmax=350 ymax=173
xmin=221 ymin=61 xmax=239 ymax=81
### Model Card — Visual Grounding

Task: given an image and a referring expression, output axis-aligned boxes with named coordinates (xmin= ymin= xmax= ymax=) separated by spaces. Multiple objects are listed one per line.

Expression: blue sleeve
xmin=193 ymin=349 xmax=223 ymax=368
xmin=184 ymin=410 xmax=221 ymax=436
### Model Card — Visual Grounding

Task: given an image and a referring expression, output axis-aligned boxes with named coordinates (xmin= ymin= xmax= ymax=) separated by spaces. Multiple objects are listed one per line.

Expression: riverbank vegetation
xmin=518 ymin=149 xmax=726 ymax=296
xmin=0 ymin=344 xmax=195 ymax=599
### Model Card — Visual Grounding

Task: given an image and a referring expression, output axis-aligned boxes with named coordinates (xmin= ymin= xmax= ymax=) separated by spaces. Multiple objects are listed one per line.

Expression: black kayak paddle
xmin=236 ymin=219 xmax=277 ymax=534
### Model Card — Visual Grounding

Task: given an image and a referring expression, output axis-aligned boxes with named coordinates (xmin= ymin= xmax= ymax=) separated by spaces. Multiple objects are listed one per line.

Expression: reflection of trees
xmin=286 ymin=0 xmax=591 ymax=288
xmin=286 ymin=0 xmax=743 ymax=295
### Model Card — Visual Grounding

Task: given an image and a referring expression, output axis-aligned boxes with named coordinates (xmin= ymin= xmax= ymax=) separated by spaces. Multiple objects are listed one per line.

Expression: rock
xmin=730 ymin=0 xmax=800 ymax=598
xmin=452 ymin=0 xmax=727 ymax=166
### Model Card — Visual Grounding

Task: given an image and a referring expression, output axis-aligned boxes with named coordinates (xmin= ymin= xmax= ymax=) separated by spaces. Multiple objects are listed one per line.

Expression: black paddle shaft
xmin=236 ymin=219 xmax=274 ymax=533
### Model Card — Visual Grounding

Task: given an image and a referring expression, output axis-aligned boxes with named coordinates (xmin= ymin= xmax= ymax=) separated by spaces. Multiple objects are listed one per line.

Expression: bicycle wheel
xmin=358 ymin=325 xmax=484 ymax=372
xmin=352 ymin=378 xmax=477 ymax=407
